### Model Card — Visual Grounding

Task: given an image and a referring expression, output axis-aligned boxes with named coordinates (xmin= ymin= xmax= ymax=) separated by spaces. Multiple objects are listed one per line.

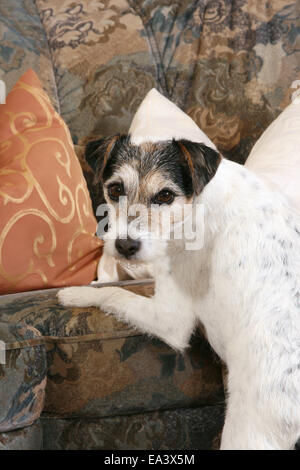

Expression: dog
xmin=58 ymin=135 xmax=300 ymax=450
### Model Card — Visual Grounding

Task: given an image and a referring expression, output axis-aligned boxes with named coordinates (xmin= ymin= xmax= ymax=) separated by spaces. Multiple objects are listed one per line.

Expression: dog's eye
xmin=107 ymin=183 xmax=124 ymax=201
xmin=153 ymin=189 xmax=175 ymax=205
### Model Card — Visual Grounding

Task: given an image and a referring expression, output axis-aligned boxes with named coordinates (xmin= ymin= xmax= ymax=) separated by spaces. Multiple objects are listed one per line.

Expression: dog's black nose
xmin=115 ymin=237 xmax=141 ymax=258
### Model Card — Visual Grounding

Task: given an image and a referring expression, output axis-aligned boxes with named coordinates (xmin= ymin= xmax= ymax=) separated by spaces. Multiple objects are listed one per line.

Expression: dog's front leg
xmin=220 ymin=407 xmax=287 ymax=450
xmin=220 ymin=381 xmax=292 ymax=450
xmin=58 ymin=286 xmax=194 ymax=351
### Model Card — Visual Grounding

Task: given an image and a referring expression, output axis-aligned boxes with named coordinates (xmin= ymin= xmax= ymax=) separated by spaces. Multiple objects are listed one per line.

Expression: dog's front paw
xmin=57 ymin=286 xmax=98 ymax=308
xmin=57 ymin=286 xmax=122 ymax=311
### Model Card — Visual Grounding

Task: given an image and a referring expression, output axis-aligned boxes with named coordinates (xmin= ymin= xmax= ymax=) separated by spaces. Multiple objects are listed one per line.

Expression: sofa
xmin=0 ymin=0 xmax=299 ymax=450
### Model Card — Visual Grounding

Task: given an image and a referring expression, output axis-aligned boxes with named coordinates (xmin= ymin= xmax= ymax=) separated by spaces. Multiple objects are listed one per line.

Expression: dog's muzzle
xmin=115 ymin=237 xmax=141 ymax=259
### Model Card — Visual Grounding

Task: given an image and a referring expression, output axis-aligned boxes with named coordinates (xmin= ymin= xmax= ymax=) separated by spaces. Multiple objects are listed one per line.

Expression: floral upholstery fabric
xmin=0 ymin=0 xmax=299 ymax=450
xmin=0 ymin=285 xmax=224 ymax=419
xmin=41 ymin=405 xmax=224 ymax=450
xmin=0 ymin=284 xmax=224 ymax=449
xmin=1 ymin=0 xmax=299 ymax=174
xmin=0 ymin=321 xmax=46 ymax=433
xmin=0 ymin=420 xmax=43 ymax=450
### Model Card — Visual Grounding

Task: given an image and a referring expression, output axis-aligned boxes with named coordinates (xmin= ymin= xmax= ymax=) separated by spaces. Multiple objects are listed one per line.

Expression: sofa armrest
xmin=0 ymin=321 xmax=47 ymax=432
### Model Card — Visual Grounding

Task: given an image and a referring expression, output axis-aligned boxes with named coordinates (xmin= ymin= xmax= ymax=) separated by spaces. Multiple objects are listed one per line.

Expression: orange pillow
xmin=0 ymin=70 xmax=102 ymax=294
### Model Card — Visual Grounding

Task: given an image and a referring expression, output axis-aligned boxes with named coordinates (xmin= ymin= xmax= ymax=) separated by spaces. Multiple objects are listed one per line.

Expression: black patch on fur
xmin=84 ymin=136 xmax=127 ymax=227
xmin=141 ymin=141 xmax=195 ymax=197
xmin=84 ymin=135 xmax=221 ymax=197
xmin=174 ymin=140 xmax=222 ymax=195
xmin=84 ymin=134 xmax=127 ymax=182
xmin=85 ymin=139 xmax=104 ymax=173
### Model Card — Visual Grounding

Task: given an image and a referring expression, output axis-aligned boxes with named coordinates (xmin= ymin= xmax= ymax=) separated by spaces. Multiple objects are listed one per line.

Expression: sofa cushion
xmin=0 ymin=420 xmax=43 ymax=450
xmin=0 ymin=69 xmax=102 ymax=294
xmin=41 ymin=405 xmax=224 ymax=450
xmin=0 ymin=282 xmax=224 ymax=419
xmin=0 ymin=321 xmax=46 ymax=432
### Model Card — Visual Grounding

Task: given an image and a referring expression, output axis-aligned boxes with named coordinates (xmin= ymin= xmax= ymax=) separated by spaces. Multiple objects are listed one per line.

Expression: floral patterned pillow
xmin=0 ymin=70 xmax=102 ymax=294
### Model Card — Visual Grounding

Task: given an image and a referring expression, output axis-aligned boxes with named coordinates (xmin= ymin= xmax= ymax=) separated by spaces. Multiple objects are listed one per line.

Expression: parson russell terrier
xmin=58 ymin=134 xmax=300 ymax=450
xmin=58 ymin=87 xmax=300 ymax=449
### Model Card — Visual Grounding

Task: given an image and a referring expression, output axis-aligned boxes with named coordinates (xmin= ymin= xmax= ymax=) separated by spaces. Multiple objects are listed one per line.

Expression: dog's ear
xmin=84 ymin=135 xmax=123 ymax=183
xmin=175 ymin=140 xmax=221 ymax=195
xmin=84 ymin=138 xmax=105 ymax=173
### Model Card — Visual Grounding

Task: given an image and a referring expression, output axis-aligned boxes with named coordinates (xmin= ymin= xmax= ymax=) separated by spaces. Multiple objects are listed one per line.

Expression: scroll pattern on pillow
xmin=0 ymin=70 xmax=102 ymax=293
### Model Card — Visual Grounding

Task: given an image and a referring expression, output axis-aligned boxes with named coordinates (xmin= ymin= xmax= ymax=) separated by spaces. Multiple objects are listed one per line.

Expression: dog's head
xmin=85 ymin=134 xmax=221 ymax=262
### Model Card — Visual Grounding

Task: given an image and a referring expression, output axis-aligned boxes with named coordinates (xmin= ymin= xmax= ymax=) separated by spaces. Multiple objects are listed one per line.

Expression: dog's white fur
xmin=58 ymin=158 xmax=300 ymax=450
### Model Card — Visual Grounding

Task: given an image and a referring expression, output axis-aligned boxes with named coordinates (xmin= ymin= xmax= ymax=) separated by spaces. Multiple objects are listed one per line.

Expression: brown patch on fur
xmin=104 ymin=135 xmax=119 ymax=167
xmin=177 ymin=140 xmax=222 ymax=195
xmin=92 ymin=135 xmax=121 ymax=185
xmin=138 ymin=168 xmax=163 ymax=204
xmin=177 ymin=141 xmax=195 ymax=175
xmin=101 ymin=135 xmax=120 ymax=176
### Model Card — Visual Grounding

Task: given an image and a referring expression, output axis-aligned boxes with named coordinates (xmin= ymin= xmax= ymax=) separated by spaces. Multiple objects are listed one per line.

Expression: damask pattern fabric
xmin=0 ymin=1 xmax=58 ymax=109
xmin=0 ymin=420 xmax=43 ymax=450
xmin=0 ymin=321 xmax=46 ymax=433
xmin=41 ymin=405 xmax=224 ymax=450
xmin=0 ymin=285 xmax=224 ymax=420
xmin=0 ymin=70 xmax=102 ymax=294
xmin=1 ymin=0 xmax=298 ymax=173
